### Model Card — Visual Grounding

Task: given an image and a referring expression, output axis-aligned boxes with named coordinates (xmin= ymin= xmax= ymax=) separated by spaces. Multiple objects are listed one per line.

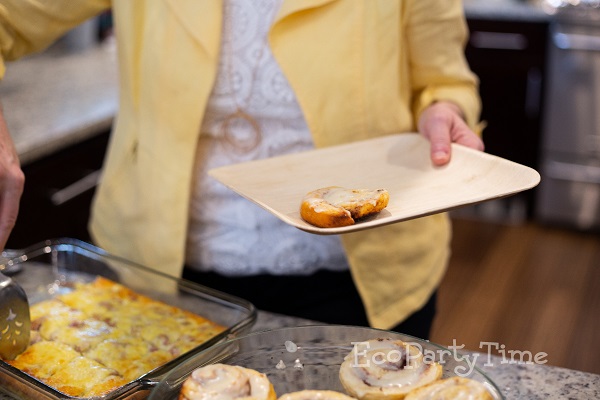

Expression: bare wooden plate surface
xmin=208 ymin=133 xmax=541 ymax=235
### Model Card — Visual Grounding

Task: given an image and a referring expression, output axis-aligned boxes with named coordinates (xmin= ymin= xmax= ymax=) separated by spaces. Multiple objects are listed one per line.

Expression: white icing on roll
xmin=300 ymin=186 xmax=389 ymax=228
xmin=179 ymin=364 xmax=275 ymax=400
xmin=304 ymin=196 xmax=350 ymax=215
xmin=339 ymin=338 xmax=442 ymax=400
xmin=279 ymin=390 xmax=357 ymax=400
xmin=404 ymin=377 xmax=494 ymax=400
xmin=322 ymin=188 xmax=378 ymax=208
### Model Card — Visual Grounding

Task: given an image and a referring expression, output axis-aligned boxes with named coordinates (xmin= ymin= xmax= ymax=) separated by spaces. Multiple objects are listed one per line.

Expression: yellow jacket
xmin=0 ymin=0 xmax=480 ymax=329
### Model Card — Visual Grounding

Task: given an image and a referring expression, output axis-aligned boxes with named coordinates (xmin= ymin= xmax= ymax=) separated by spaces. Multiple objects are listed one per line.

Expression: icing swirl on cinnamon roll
xmin=339 ymin=338 xmax=442 ymax=400
xmin=178 ymin=364 xmax=276 ymax=400
xmin=404 ymin=377 xmax=494 ymax=400
xmin=279 ymin=390 xmax=357 ymax=400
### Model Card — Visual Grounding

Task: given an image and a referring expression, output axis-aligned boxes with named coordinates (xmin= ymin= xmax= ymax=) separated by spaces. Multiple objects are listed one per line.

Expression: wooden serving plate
xmin=208 ymin=133 xmax=541 ymax=235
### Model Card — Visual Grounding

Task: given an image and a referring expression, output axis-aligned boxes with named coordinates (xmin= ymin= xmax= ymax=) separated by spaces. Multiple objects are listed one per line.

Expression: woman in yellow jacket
xmin=0 ymin=0 xmax=483 ymax=338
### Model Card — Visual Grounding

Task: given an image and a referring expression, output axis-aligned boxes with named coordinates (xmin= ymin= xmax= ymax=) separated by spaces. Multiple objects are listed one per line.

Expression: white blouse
xmin=185 ymin=0 xmax=348 ymax=276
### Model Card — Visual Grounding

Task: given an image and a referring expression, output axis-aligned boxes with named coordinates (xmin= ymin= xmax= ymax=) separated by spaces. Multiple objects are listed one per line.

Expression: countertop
xmin=0 ymin=40 xmax=118 ymax=166
xmin=463 ymin=0 xmax=551 ymax=22
xmin=1 ymin=309 xmax=598 ymax=399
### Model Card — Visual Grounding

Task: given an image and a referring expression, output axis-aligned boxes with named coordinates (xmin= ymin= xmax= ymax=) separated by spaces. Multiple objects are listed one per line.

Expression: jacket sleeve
xmin=0 ymin=0 xmax=111 ymax=78
xmin=405 ymin=0 xmax=482 ymax=132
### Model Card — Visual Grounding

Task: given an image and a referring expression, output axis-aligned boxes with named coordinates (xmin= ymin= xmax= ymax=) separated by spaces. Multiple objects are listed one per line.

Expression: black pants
xmin=182 ymin=268 xmax=437 ymax=340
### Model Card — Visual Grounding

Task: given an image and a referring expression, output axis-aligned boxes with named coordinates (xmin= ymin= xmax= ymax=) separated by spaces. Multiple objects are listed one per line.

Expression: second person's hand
xmin=0 ymin=105 xmax=25 ymax=251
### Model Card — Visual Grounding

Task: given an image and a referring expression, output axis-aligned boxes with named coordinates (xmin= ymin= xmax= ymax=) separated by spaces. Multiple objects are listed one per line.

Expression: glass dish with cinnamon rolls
xmin=149 ymin=325 xmax=503 ymax=400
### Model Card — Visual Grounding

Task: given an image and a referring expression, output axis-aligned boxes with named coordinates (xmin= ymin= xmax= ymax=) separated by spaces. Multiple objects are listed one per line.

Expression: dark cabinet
xmin=463 ymin=18 xmax=549 ymax=220
xmin=6 ymin=131 xmax=110 ymax=249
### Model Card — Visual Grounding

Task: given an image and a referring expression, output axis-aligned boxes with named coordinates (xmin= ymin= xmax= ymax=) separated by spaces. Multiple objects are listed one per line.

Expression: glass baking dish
xmin=0 ymin=238 xmax=257 ymax=400
xmin=149 ymin=325 xmax=505 ymax=400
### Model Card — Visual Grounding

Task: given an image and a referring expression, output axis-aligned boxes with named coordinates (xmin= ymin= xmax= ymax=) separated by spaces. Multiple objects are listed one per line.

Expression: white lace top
xmin=185 ymin=0 xmax=348 ymax=276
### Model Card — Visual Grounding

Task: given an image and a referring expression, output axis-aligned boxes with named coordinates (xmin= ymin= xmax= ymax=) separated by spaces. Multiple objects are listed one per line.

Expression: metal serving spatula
xmin=0 ymin=270 xmax=30 ymax=360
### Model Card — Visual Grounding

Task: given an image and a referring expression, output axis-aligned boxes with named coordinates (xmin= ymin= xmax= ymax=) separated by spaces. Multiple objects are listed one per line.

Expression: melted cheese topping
xmin=5 ymin=277 xmax=225 ymax=397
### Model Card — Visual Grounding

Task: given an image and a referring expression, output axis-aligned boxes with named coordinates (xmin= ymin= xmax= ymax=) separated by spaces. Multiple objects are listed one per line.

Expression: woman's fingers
xmin=418 ymin=101 xmax=484 ymax=166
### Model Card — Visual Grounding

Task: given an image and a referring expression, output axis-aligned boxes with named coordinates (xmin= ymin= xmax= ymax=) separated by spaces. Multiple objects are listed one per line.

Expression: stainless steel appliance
xmin=536 ymin=0 xmax=600 ymax=230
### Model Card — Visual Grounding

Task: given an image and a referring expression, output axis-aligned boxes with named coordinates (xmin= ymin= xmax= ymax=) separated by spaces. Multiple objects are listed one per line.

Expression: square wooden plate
xmin=208 ymin=133 xmax=541 ymax=235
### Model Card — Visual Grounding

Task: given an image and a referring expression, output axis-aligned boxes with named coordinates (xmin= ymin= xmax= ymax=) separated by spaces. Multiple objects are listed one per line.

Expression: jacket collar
xmin=164 ymin=0 xmax=338 ymax=57
xmin=275 ymin=0 xmax=338 ymax=23
xmin=164 ymin=0 xmax=223 ymax=58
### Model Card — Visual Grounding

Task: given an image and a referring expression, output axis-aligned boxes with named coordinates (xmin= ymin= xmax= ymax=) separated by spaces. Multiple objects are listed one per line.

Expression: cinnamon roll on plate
xmin=300 ymin=186 xmax=390 ymax=228
xmin=179 ymin=363 xmax=277 ymax=400
xmin=339 ymin=338 xmax=442 ymax=400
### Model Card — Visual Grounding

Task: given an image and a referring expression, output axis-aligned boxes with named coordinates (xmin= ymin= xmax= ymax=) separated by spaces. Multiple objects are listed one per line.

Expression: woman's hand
xmin=418 ymin=101 xmax=484 ymax=166
xmin=0 ymin=106 xmax=25 ymax=251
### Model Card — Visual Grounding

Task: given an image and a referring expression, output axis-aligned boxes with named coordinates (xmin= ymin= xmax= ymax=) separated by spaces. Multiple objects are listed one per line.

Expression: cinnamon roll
xmin=279 ymin=390 xmax=357 ymax=400
xmin=338 ymin=338 xmax=442 ymax=400
xmin=300 ymin=186 xmax=390 ymax=228
xmin=404 ymin=377 xmax=493 ymax=400
xmin=178 ymin=364 xmax=277 ymax=400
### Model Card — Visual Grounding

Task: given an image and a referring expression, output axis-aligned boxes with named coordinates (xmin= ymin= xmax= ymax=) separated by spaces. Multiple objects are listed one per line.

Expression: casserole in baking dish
xmin=0 ymin=238 xmax=256 ymax=400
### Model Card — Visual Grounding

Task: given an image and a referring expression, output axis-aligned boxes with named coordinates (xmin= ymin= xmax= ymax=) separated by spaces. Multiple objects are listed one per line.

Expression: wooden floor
xmin=430 ymin=216 xmax=600 ymax=375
